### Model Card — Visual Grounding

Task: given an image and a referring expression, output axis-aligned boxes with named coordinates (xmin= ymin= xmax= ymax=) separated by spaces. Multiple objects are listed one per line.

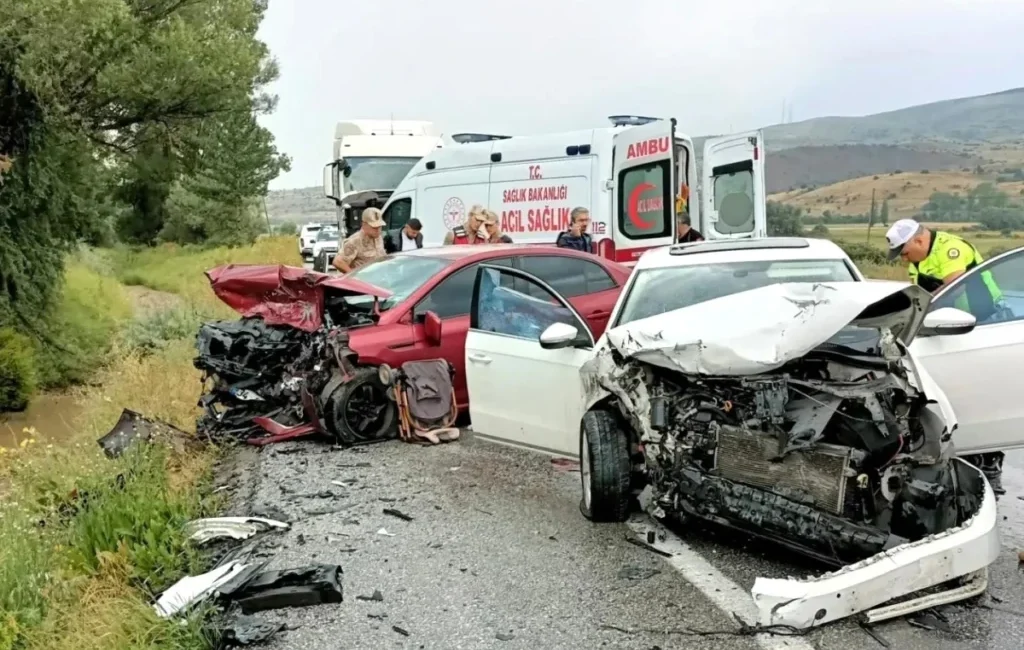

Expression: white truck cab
xmin=323 ymin=120 xmax=444 ymax=236
xmin=380 ymin=116 xmax=767 ymax=264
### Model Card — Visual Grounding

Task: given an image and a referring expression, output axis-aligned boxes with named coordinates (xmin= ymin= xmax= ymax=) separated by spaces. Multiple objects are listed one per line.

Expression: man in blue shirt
xmin=555 ymin=207 xmax=593 ymax=252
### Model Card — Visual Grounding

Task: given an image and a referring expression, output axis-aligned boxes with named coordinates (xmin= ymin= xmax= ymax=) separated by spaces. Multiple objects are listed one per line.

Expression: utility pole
xmin=263 ymin=196 xmax=272 ymax=234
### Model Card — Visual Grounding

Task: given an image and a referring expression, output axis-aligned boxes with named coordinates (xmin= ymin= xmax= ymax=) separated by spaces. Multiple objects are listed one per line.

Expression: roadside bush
xmin=0 ymin=328 xmax=37 ymax=411
xmin=837 ymin=241 xmax=889 ymax=266
xmin=32 ymin=262 xmax=132 ymax=389
xmin=811 ymin=224 xmax=830 ymax=236
xmin=121 ymin=308 xmax=203 ymax=356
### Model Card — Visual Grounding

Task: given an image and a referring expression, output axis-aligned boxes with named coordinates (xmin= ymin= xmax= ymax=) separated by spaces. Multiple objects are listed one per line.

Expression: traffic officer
xmin=443 ymin=204 xmax=488 ymax=245
xmin=885 ymin=217 xmax=1007 ymax=494
xmin=333 ymin=208 xmax=387 ymax=273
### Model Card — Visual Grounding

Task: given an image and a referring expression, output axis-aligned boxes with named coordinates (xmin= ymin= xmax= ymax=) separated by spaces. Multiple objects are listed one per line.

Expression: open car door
xmin=701 ymin=130 xmax=767 ymax=240
xmin=909 ymin=247 xmax=1024 ymax=454
xmin=610 ymin=118 xmax=677 ymax=264
xmin=464 ymin=264 xmax=594 ymax=457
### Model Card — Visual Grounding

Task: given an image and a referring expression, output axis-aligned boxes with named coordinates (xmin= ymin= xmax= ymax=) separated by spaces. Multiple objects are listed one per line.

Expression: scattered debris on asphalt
xmin=550 ymin=458 xmax=579 ymax=472
xmin=356 ymin=589 xmax=384 ymax=602
xmin=383 ymin=507 xmax=413 ymax=521
xmin=154 ymin=561 xmax=252 ymax=618
xmin=185 ymin=516 xmax=290 ymax=545
xmin=392 ymin=625 xmax=411 ymax=637
xmin=617 ymin=566 xmax=662 ymax=581
xmin=496 ymin=632 xmax=515 ymax=641
xmin=219 ymin=613 xmax=285 ymax=646
xmin=624 ymin=535 xmax=673 ymax=558
xmin=376 ymin=528 xmax=396 ymax=537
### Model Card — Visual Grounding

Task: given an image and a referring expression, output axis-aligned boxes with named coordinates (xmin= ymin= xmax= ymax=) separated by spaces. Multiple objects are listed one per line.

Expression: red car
xmin=206 ymin=245 xmax=630 ymax=443
xmin=338 ymin=244 xmax=631 ymax=409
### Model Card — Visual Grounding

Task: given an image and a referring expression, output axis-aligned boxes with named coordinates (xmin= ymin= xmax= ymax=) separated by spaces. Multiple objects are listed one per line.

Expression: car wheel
xmin=579 ymin=409 xmax=631 ymax=522
xmin=324 ymin=367 xmax=397 ymax=445
xmin=313 ymin=251 xmax=327 ymax=272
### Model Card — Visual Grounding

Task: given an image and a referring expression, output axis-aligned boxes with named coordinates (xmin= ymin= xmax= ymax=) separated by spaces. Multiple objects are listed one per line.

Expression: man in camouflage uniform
xmin=333 ymin=208 xmax=387 ymax=273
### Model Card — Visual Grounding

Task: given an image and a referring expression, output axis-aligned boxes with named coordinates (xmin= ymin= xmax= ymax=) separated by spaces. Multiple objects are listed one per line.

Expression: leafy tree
xmin=866 ymin=189 xmax=878 ymax=242
xmin=766 ymin=201 xmax=804 ymax=236
xmin=276 ymin=221 xmax=298 ymax=235
xmin=879 ymin=198 xmax=889 ymax=226
xmin=976 ymin=208 xmax=1024 ymax=232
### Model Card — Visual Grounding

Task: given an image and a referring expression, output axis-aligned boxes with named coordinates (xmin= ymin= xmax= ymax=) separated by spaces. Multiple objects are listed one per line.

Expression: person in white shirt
xmin=383 ymin=218 xmax=424 ymax=254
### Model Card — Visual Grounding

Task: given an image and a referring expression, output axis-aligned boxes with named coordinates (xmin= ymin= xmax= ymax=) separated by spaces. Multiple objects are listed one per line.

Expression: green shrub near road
xmin=0 ymin=328 xmax=37 ymax=412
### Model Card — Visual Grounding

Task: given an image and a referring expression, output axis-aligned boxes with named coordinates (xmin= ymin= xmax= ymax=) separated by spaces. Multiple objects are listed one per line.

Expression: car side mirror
xmin=918 ymin=307 xmax=976 ymax=338
xmin=424 ymin=310 xmax=443 ymax=346
xmin=539 ymin=322 xmax=581 ymax=350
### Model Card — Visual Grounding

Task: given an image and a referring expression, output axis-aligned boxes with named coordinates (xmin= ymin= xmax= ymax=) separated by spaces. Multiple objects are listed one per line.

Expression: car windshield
xmin=317 ymin=229 xmax=338 ymax=242
xmin=616 ymin=258 xmax=857 ymax=326
xmin=343 ymin=255 xmax=451 ymax=309
xmin=342 ymin=157 xmax=420 ymax=193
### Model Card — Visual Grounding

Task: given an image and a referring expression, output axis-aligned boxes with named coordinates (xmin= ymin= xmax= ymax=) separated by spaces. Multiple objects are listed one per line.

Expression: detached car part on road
xmin=459 ymin=238 xmax=1022 ymax=630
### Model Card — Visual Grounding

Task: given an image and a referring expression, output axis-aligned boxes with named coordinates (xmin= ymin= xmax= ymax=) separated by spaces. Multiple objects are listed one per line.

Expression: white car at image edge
xmin=459 ymin=236 xmax=1024 ymax=629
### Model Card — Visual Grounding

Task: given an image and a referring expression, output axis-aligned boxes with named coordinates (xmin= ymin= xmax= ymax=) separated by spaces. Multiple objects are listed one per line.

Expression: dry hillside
xmin=771 ymin=171 xmax=1024 ymax=219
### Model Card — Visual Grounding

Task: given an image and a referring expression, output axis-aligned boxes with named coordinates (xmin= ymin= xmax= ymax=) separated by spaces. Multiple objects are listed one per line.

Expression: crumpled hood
xmin=602 ymin=281 xmax=931 ymax=376
xmin=206 ymin=264 xmax=392 ymax=332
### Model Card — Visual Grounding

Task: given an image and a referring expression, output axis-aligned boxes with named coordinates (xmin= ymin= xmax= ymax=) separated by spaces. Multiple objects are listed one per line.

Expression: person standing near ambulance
xmin=555 ymin=207 xmax=593 ymax=252
xmin=443 ymin=204 xmax=489 ymax=245
xmin=481 ymin=209 xmax=513 ymax=243
xmin=885 ymin=217 xmax=1007 ymax=494
xmin=333 ymin=208 xmax=387 ymax=273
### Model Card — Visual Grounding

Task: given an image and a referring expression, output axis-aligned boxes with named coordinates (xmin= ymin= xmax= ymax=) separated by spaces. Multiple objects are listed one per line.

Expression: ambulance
xmin=378 ymin=116 xmax=767 ymax=264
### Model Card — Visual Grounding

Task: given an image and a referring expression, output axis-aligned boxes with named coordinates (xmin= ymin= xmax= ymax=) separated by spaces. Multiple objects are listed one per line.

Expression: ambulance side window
xmin=383 ymin=198 xmax=412 ymax=230
xmin=618 ymin=160 xmax=672 ymax=240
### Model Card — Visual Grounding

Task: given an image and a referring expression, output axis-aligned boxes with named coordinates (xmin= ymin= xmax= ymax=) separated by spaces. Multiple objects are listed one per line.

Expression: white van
xmin=379 ymin=116 xmax=767 ymax=264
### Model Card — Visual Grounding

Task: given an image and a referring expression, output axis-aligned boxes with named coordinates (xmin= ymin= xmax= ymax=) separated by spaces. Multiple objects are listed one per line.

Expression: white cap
xmin=885 ymin=219 xmax=921 ymax=260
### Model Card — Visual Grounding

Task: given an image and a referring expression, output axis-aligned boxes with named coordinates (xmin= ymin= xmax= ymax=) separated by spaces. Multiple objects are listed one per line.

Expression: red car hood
xmin=206 ymin=264 xmax=392 ymax=332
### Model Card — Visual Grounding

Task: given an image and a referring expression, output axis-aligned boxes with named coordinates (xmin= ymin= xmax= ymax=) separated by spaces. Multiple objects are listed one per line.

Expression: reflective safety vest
xmin=450 ymin=225 xmax=485 ymax=245
xmin=910 ymin=230 xmax=1002 ymax=319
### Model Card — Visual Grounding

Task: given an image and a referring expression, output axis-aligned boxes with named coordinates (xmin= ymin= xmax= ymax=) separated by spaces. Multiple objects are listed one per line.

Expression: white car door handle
xmin=468 ymin=353 xmax=492 ymax=364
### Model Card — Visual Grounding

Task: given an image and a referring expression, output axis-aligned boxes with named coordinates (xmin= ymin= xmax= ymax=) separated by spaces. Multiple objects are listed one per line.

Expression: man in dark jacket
xmin=676 ymin=213 xmax=704 ymax=243
xmin=555 ymin=207 xmax=593 ymax=252
xmin=383 ymin=218 xmax=424 ymax=254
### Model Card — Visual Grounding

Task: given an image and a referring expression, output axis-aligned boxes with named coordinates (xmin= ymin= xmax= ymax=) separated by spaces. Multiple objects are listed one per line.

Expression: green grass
xmin=0 ymin=238 xmax=300 ymax=650
xmin=110 ymin=236 xmax=301 ymax=314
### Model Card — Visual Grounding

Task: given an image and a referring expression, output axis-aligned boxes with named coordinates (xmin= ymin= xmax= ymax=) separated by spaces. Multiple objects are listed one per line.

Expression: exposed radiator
xmin=715 ymin=425 xmax=850 ymax=514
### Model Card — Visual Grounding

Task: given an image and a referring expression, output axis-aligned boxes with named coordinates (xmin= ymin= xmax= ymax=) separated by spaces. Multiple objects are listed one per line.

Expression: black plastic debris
xmin=220 ymin=614 xmax=285 ymax=646
xmin=218 ymin=564 xmax=344 ymax=614
xmin=383 ymin=508 xmax=413 ymax=522
xmin=97 ymin=408 xmax=202 ymax=458
xmin=356 ymin=589 xmax=384 ymax=602
xmin=617 ymin=566 xmax=662 ymax=581
xmin=392 ymin=625 xmax=410 ymax=637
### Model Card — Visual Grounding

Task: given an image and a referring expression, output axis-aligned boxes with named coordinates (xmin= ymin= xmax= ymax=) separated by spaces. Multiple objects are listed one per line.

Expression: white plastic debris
xmin=154 ymin=561 xmax=251 ymax=618
xmin=185 ymin=516 xmax=290 ymax=544
xmin=376 ymin=528 xmax=395 ymax=537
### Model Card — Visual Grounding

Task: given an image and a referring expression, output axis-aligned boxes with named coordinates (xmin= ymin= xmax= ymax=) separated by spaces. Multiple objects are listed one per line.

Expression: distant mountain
xmin=761 ymin=87 xmax=1024 ymax=150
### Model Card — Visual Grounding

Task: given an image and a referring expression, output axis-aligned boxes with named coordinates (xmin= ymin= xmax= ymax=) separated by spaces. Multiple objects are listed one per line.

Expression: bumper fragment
xmin=751 ymin=459 xmax=999 ymax=629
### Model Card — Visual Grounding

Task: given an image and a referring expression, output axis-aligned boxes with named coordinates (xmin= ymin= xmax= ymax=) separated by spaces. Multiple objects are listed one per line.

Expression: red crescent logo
xmin=627 ymin=182 xmax=656 ymax=229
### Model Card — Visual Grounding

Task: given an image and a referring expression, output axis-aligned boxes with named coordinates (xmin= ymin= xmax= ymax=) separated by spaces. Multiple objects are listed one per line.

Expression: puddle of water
xmin=0 ymin=393 xmax=84 ymax=448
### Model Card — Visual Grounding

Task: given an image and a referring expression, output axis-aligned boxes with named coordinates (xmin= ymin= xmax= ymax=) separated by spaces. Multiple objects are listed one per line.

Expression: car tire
xmin=315 ymin=251 xmax=331 ymax=272
xmin=324 ymin=367 xmax=397 ymax=445
xmin=579 ymin=409 xmax=631 ymax=523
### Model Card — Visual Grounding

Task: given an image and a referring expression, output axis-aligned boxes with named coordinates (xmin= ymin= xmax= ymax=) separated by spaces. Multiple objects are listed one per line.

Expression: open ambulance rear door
xmin=608 ymin=118 xmax=677 ymax=264
xmin=701 ymin=131 xmax=767 ymax=239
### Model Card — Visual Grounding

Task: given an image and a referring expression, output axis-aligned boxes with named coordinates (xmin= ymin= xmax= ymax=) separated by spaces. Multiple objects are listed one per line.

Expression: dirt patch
xmin=124 ymin=285 xmax=184 ymax=318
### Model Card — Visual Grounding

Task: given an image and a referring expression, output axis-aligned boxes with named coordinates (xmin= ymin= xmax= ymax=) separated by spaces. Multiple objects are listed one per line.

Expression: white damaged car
xmin=462 ymin=237 xmax=1024 ymax=629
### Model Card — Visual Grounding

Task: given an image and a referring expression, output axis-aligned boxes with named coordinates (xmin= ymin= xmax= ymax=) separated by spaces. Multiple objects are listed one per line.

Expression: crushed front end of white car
xmin=580 ymin=281 xmax=999 ymax=629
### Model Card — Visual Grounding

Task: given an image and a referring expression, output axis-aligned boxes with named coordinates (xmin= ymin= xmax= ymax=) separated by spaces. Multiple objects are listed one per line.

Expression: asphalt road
xmin=226 ymin=435 xmax=1024 ymax=650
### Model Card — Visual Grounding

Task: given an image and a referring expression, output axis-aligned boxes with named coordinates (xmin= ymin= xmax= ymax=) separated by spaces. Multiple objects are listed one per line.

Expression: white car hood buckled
xmin=602 ymin=281 xmax=931 ymax=376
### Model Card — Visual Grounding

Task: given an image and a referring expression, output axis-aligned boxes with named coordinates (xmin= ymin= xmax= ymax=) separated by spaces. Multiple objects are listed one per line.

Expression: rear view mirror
xmin=424 ymin=311 xmax=443 ymax=346
xmin=323 ymin=162 xmax=339 ymax=201
xmin=539 ymin=322 xmax=579 ymax=350
xmin=918 ymin=307 xmax=976 ymax=338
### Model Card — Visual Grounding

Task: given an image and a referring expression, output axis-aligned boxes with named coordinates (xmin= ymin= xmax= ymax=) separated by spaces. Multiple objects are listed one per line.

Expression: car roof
xmin=401 ymin=244 xmax=617 ymax=264
xmin=634 ymin=237 xmax=850 ymax=270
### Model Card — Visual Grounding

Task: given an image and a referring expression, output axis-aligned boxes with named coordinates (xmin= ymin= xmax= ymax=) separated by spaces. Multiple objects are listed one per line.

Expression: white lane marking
xmin=626 ymin=517 xmax=817 ymax=650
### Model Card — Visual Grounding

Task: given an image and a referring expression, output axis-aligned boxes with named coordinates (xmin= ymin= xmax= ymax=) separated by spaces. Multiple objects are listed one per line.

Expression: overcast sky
xmin=258 ymin=0 xmax=1024 ymax=190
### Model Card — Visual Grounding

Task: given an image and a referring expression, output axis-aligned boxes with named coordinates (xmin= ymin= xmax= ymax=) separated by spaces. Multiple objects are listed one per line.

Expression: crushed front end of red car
xmin=195 ymin=264 xmax=397 ymax=447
